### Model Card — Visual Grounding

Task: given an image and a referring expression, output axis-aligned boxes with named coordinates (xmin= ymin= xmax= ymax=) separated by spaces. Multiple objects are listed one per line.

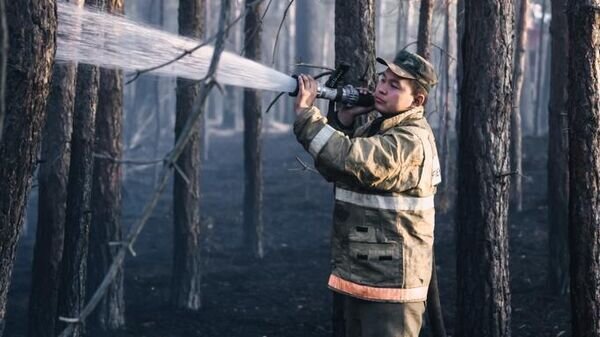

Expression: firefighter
xmin=293 ymin=50 xmax=440 ymax=337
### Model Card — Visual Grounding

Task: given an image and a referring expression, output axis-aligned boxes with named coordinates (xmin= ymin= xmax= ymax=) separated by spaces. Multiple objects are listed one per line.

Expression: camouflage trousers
xmin=343 ymin=294 xmax=425 ymax=337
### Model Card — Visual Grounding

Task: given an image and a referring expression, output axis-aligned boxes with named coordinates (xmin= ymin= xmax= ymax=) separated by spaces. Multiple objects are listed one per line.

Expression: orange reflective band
xmin=328 ymin=274 xmax=428 ymax=302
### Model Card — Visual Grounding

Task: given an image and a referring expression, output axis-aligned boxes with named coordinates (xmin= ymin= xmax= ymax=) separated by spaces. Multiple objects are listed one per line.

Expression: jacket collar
xmin=378 ymin=106 xmax=424 ymax=133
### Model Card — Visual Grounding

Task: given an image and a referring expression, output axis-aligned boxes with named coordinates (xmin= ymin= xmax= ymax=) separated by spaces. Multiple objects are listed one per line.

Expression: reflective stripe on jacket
xmin=294 ymin=105 xmax=440 ymax=303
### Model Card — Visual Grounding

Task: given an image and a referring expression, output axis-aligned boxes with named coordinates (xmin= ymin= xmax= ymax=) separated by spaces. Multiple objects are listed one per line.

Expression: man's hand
xmin=337 ymin=87 xmax=373 ymax=127
xmin=295 ymin=74 xmax=318 ymax=115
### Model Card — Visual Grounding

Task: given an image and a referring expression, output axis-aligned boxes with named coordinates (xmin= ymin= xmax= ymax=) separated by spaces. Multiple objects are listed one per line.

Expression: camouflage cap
xmin=376 ymin=50 xmax=438 ymax=92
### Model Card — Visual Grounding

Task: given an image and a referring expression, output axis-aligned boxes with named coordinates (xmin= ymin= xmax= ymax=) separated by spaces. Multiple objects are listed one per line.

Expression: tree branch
xmin=271 ymin=0 xmax=294 ymax=65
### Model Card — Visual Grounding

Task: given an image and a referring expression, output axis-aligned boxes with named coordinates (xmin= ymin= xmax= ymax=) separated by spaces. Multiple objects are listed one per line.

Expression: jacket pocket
xmin=348 ymin=241 xmax=402 ymax=286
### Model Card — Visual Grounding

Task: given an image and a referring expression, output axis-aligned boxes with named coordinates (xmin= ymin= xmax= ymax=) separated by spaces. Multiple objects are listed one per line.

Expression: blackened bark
xmin=510 ymin=0 xmax=528 ymax=212
xmin=57 ymin=12 xmax=101 ymax=330
xmin=0 ymin=0 xmax=6 ymax=141
xmin=171 ymin=0 xmax=205 ymax=310
xmin=333 ymin=1 xmax=376 ymax=335
xmin=87 ymin=0 xmax=126 ymax=332
xmin=417 ymin=0 xmax=434 ymax=60
xmin=456 ymin=1 xmax=514 ymax=337
xmin=27 ymin=64 xmax=76 ymax=337
xmin=0 ymin=1 xmax=56 ymax=335
xmin=547 ymin=0 xmax=569 ymax=296
xmin=242 ymin=0 xmax=264 ymax=259
xmin=567 ymin=1 xmax=600 ymax=335
xmin=334 ymin=0 xmax=376 ymax=89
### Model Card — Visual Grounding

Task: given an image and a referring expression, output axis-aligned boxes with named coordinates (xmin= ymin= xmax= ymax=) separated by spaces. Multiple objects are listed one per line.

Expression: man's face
xmin=374 ymin=68 xmax=418 ymax=115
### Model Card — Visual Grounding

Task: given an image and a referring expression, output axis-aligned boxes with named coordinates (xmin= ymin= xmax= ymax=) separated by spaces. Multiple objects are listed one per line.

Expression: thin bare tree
xmin=171 ymin=0 xmax=206 ymax=310
xmin=87 ymin=0 xmax=127 ymax=332
xmin=510 ymin=0 xmax=529 ymax=212
xmin=243 ymin=0 xmax=265 ymax=258
xmin=57 ymin=1 xmax=103 ymax=336
xmin=417 ymin=0 xmax=434 ymax=60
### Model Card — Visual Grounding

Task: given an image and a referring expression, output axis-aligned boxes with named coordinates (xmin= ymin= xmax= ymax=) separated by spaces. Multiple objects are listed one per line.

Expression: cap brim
xmin=376 ymin=57 xmax=417 ymax=80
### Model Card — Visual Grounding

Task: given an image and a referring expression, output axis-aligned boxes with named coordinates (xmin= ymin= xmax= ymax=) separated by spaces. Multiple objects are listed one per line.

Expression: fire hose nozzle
xmin=288 ymin=76 xmax=374 ymax=108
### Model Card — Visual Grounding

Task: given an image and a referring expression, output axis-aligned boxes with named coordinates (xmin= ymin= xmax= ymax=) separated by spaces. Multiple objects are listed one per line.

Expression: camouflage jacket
xmin=294 ymin=105 xmax=441 ymax=303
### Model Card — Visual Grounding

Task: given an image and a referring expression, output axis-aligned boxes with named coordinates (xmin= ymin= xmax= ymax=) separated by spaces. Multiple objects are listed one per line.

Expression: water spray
xmin=56 ymin=2 xmax=374 ymax=108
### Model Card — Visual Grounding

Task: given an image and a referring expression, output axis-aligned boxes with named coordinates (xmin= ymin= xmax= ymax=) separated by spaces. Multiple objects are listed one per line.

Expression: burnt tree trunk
xmin=86 ymin=0 xmax=126 ymax=332
xmin=333 ymin=1 xmax=376 ymax=335
xmin=243 ymin=0 xmax=264 ymax=259
xmin=547 ymin=0 xmax=569 ymax=296
xmin=57 ymin=0 xmax=102 ymax=331
xmin=171 ymin=0 xmax=205 ymax=310
xmin=0 ymin=0 xmax=6 ymax=141
xmin=417 ymin=0 xmax=434 ymax=60
xmin=510 ymin=0 xmax=529 ymax=212
xmin=456 ymin=0 xmax=514 ymax=337
xmin=567 ymin=1 xmax=600 ymax=335
xmin=28 ymin=39 xmax=77 ymax=337
xmin=0 ymin=1 xmax=56 ymax=335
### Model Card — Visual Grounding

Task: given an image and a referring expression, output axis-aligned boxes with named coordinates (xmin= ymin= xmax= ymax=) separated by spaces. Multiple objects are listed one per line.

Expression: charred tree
xmin=86 ymin=0 xmax=126 ymax=332
xmin=333 ymin=1 xmax=376 ymax=335
xmin=456 ymin=0 xmax=514 ymax=336
xmin=567 ymin=1 xmax=600 ymax=335
xmin=28 ymin=24 xmax=78 ymax=337
xmin=57 ymin=0 xmax=102 ymax=333
xmin=243 ymin=0 xmax=264 ymax=259
xmin=171 ymin=0 xmax=205 ymax=310
xmin=547 ymin=0 xmax=569 ymax=296
xmin=0 ymin=0 xmax=6 ymax=141
xmin=510 ymin=0 xmax=529 ymax=212
xmin=417 ymin=0 xmax=434 ymax=60
xmin=0 ymin=1 xmax=56 ymax=335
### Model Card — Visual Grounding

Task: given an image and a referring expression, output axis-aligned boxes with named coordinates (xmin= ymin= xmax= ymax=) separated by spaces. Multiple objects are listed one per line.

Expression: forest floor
xmin=6 ymin=130 xmax=570 ymax=337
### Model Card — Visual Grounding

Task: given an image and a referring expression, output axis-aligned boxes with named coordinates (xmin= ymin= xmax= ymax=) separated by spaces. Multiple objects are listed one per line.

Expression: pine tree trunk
xmin=242 ymin=0 xmax=264 ymax=259
xmin=171 ymin=0 xmax=205 ymax=310
xmin=547 ymin=0 xmax=569 ymax=296
xmin=333 ymin=1 xmax=376 ymax=335
xmin=28 ymin=56 xmax=76 ymax=337
xmin=417 ymin=0 xmax=434 ymax=60
xmin=86 ymin=0 xmax=126 ymax=332
xmin=57 ymin=61 xmax=99 ymax=337
xmin=510 ymin=0 xmax=529 ymax=212
xmin=57 ymin=0 xmax=102 ymax=330
xmin=0 ymin=1 xmax=56 ymax=335
xmin=567 ymin=1 xmax=600 ymax=335
xmin=456 ymin=1 xmax=514 ymax=336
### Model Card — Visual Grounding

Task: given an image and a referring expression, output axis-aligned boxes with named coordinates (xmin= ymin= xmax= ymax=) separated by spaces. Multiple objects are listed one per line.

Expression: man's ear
xmin=413 ymin=94 xmax=426 ymax=107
